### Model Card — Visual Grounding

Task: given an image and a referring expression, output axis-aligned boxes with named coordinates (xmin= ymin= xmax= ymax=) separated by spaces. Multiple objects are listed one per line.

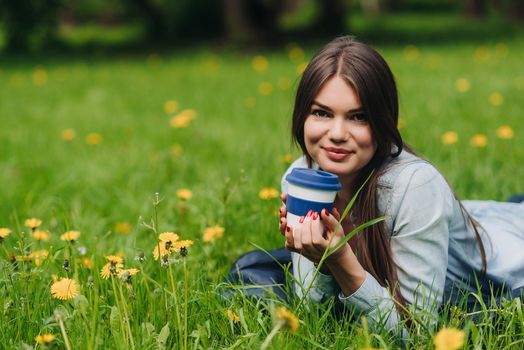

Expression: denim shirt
xmin=281 ymin=150 xmax=524 ymax=332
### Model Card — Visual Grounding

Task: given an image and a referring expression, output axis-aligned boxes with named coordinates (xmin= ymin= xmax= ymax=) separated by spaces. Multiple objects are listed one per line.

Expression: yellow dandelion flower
xmin=25 ymin=218 xmax=42 ymax=230
xmin=0 ymin=228 xmax=11 ymax=240
xmin=441 ymin=131 xmax=459 ymax=145
xmin=172 ymin=239 xmax=194 ymax=250
xmin=404 ymin=45 xmax=420 ymax=61
xmin=227 ymin=309 xmax=240 ymax=323
xmin=176 ymin=189 xmax=193 ymax=200
xmin=281 ymin=153 xmax=293 ymax=164
xmin=153 ymin=243 xmax=171 ymax=260
xmin=62 ymin=128 xmax=76 ymax=141
xmin=296 ymin=62 xmax=308 ymax=75
xmin=15 ymin=254 xmax=33 ymax=262
xmin=35 ymin=333 xmax=55 ymax=345
xmin=203 ymin=225 xmax=225 ymax=242
xmin=170 ymin=109 xmax=197 ymax=128
xmin=86 ymin=133 xmax=103 ymax=145
xmin=171 ymin=143 xmax=183 ymax=157
xmin=118 ymin=268 xmax=140 ymax=279
xmin=100 ymin=262 xmax=124 ymax=279
xmin=252 ymin=55 xmax=269 ymax=72
xmin=159 ymin=232 xmax=179 ymax=243
xmin=245 ymin=97 xmax=256 ymax=108
xmin=496 ymin=125 xmax=514 ymax=139
xmin=489 ymin=92 xmax=503 ymax=107
xmin=32 ymin=229 xmax=50 ymax=241
xmin=275 ymin=306 xmax=299 ymax=333
xmin=474 ymin=46 xmax=490 ymax=62
xmin=60 ymin=230 xmax=80 ymax=242
xmin=433 ymin=327 xmax=465 ymax=350
xmin=455 ymin=78 xmax=470 ymax=93
xmin=32 ymin=66 xmax=48 ymax=86
xmin=277 ymin=77 xmax=292 ymax=91
xmin=164 ymin=100 xmax=179 ymax=114
xmin=30 ymin=249 xmax=49 ymax=266
xmin=287 ymin=45 xmax=305 ymax=62
xmin=105 ymin=255 xmax=124 ymax=264
xmin=259 ymin=187 xmax=279 ymax=200
xmin=80 ymin=258 xmax=93 ymax=269
xmin=51 ymin=278 xmax=80 ymax=300
xmin=470 ymin=134 xmax=488 ymax=148
xmin=115 ymin=222 xmax=131 ymax=234
xmin=258 ymin=82 xmax=273 ymax=96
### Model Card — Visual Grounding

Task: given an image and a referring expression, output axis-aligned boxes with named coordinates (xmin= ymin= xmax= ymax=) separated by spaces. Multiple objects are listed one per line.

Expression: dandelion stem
xmin=183 ymin=258 xmax=188 ymax=350
xmin=118 ymin=279 xmax=136 ymax=350
xmin=111 ymin=276 xmax=128 ymax=346
xmin=168 ymin=263 xmax=183 ymax=348
xmin=260 ymin=321 xmax=283 ymax=350
xmin=58 ymin=315 xmax=73 ymax=350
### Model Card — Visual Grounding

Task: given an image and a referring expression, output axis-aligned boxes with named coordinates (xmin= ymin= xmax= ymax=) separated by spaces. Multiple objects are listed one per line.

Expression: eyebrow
xmin=311 ymin=101 xmax=364 ymax=114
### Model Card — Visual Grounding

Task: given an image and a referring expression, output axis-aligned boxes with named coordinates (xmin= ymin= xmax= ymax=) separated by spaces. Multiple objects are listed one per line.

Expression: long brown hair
xmin=291 ymin=36 xmax=487 ymax=310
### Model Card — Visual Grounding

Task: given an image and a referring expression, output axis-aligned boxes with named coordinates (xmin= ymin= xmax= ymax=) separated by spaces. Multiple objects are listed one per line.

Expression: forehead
xmin=313 ymin=76 xmax=361 ymax=110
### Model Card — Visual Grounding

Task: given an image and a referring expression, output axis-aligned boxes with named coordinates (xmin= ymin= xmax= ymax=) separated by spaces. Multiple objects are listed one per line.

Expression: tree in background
xmin=0 ymin=0 xmax=63 ymax=51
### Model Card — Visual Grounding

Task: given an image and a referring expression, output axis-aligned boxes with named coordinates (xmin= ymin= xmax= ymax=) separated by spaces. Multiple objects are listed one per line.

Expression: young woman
xmin=278 ymin=36 xmax=524 ymax=331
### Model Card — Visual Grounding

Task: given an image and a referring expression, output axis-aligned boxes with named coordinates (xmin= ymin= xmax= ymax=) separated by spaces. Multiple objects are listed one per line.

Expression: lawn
xmin=1 ymin=17 xmax=524 ymax=349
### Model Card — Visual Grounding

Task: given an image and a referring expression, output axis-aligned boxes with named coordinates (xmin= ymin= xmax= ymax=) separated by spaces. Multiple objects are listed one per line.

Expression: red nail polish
xmin=313 ymin=212 xmax=318 ymax=220
xmin=324 ymin=209 xmax=330 ymax=216
xmin=307 ymin=210 xmax=313 ymax=217
xmin=286 ymin=226 xmax=290 ymax=232
xmin=299 ymin=216 xmax=304 ymax=223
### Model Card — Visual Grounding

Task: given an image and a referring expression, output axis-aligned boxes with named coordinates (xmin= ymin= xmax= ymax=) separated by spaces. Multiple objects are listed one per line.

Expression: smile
xmin=323 ymin=147 xmax=354 ymax=160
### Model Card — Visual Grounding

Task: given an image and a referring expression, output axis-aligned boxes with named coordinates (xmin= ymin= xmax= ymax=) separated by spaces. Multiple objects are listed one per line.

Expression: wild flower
xmin=258 ymin=82 xmax=273 ymax=96
xmin=287 ymin=45 xmax=305 ymax=62
xmin=259 ymin=187 xmax=279 ymax=200
xmin=35 ymin=333 xmax=55 ymax=345
xmin=252 ymin=55 xmax=269 ymax=72
xmin=226 ymin=309 xmax=240 ymax=323
xmin=100 ymin=255 xmax=124 ymax=279
xmin=60 ymin=230 xmax=80 ymax=242
xmin=25 ymin=218 xmax=42 ymax=230
xmin=170 ymin=109 xmax=197 ymax=128
xmin=86 ymin=132 xmax=103 ymax=145
xmin=62 ymin=128 xmax=76 ymax=141
xmin=0 ymin=228 xmax=11 ymax=242
xmin=173 ymin=240 xmax=193 ymax=257
xmin=496 ymin=125 xmax=514 ymax=139
xmin=433 ymin=327 xmax=465 ymax=350
xmin=470 ymin=134 xmax=488 ymax=148
xmin=489 ymin=92 xmax=503 ymax=107
xmin=203 ymin=225 xmax=224 ymax=242
xmin=275 ymin=306 xmax=299 ymax=333
xmin=404 ymin=45 xmax=420 ymax=61
xmin=78 ymin=258 xmax=93 ymax=269
xmin=51 ymin=278 xmax=80 ymax=300
xmin=280 ymin=154 xmax=293 ymax=164
xmin=30 ymin=250 xmax=49 ymax=266
xmin=32 ymin=66 xmax=48 ymax=86
xmin=118 ymin=268 xmax=140 ymax=282
xmin=164 ymin=100 xmax=179 ymax=114
xmin=176 ymin=189 xmax=193 ymax=201
xmin=153 ymin=232 xmax=180 ymax=260
xmin=455 ymin=78 xmax=471 ymax=93
xmin=32 ymin=229 xmax=50 ymax=241
xmin=441 ymin=131 xmax=459 ymax=145
xmin=115 ymin=222 xmax=131 ymax=234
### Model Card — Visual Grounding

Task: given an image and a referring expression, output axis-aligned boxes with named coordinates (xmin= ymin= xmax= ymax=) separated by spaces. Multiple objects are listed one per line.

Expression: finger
xmin=310 ymin=211 xmax=325 ymax=247
xmin=279 ymin=216 xmax=287 ymax=236
xmin=321 ymin=209 xmax=343 ymax=237
xmin=292 ymin=222 xmax=303 ymax=252
xmin=284 ymin=225 xmax=298 ymax=252
xmin=332 ymin=207 xmax=341 ymax=221
xmin=280 ymin=193 xmax=287 ymax=204
xmin=279 ymin=205 xmax=287 ymax=219
xmin=300 ymin=211 xmax=314 ymax=248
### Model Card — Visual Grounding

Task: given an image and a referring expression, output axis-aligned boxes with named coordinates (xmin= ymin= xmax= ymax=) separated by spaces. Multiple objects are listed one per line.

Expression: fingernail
xmin=299 ymin=216 xmax=304 ymax=223
xmin=313 ymin=212 xmax=318 ymax=220
xmin=286 ymin=226 xmax=290 ymax=233
xmin=324 ymin=209 xmax=330 ymax=216
xmin=307 ymin=210 xmax=313 ymax=217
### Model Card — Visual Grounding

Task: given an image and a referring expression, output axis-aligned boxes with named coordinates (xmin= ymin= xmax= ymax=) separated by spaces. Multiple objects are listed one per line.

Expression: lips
xmin=323 ymin=146 xmax=354 ymax=161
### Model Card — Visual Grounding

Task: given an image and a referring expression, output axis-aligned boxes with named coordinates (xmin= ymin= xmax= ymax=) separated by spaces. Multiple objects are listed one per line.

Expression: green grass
xmin=1 ymin=30 xmax=524 ymax=348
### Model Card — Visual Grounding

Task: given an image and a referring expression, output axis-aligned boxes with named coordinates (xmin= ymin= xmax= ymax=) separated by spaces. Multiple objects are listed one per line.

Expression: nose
xmin=328 ymin=117 xmax=349 ymax=142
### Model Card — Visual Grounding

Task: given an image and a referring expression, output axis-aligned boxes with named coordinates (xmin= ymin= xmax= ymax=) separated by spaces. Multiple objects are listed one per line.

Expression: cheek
xmin=304 ymin=119 xmax=323 ymax=143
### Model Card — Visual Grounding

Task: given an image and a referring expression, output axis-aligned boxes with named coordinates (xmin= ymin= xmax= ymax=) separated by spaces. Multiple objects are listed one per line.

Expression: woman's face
xmin=304 ymin=76 xmax=377 ymax=186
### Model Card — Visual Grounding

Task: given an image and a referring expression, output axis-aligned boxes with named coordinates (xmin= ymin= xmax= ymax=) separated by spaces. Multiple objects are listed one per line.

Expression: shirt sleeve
xmin=338 ymin=163 xmax=453 ymax=332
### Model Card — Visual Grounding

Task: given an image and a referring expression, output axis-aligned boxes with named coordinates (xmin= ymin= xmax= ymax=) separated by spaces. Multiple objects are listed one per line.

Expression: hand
xmin=284 ymin=208 xmax=349 ymax=264
xmin=278 ymin=193 xmax=288 ymax=236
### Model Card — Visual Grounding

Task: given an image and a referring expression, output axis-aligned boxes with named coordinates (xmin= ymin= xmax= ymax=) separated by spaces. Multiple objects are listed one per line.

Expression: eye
xmin=350 ymin=113 xmax=368 ymax=122
xmin=311 ymin=109 xmax=330 ymax=118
